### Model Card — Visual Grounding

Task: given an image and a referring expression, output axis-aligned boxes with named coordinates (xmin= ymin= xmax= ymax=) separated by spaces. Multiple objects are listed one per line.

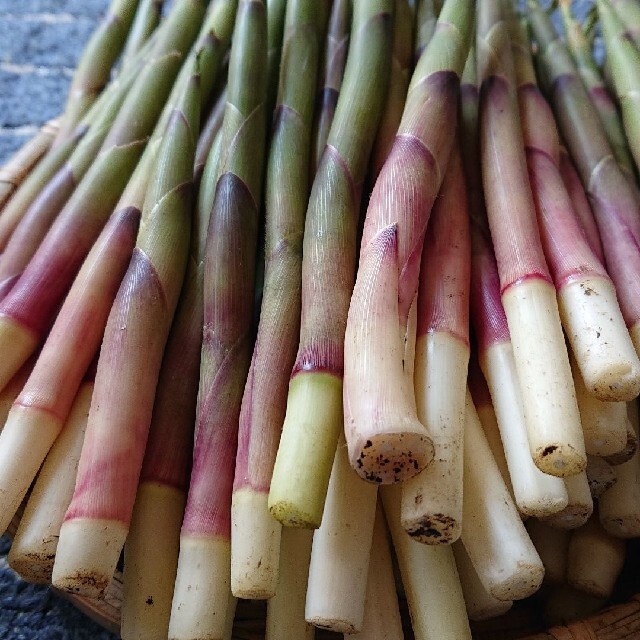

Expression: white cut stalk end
xmin=543 ymin=471 xmax=593 ymax=530
xmin=169 ymin=536 xmax=231 ymax=640
xmin=52 ymin=518 xmax=127 ymax=598
xmin=401 ymin=332 xmax=468 ymax=543
xmin=452 ymin=541 xmax=513 ymax=621
xmin=461 ymin=391 xmax=544 ymax=601
xmin=567 ymin=516 xmax=625 ymax=598
xmin=559 ymin=276 xmax=640 ymax=401
xmin=305 ymin=438 xmax=377 ymax=634
xmin=121 ymin=483 xmax=185 ymax=640
xmin=231 ymin=488 xmax=281 ymax=599
xmin=483 ymin=342 xmax=568 ymax=517
xmin=502 ymin=279 xmax=585 ymax=477
xmin=572 ymin=350 xmax=629 ymax=457
xmin=8 ymin=382 xmax=92 ymax=583
xmin=0 ymin=405 xmax=64 ymax=535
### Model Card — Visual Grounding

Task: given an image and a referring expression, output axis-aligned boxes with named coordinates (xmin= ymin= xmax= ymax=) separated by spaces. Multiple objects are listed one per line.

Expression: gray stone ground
xmin=0 ymin=0 xmax=106 ymax=163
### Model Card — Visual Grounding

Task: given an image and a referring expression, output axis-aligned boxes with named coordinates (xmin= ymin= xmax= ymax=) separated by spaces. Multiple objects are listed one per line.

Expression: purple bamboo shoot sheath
xmin=231 ymin=0 xmax=329 ymax=600
xmin=0 ymin=0 xmax=210 ymax=393
xmin=477 ymin=1 xmax=584 ymax=477
xmin=0 ymin=203 xmax=140 ymax=537
xmin=529 ymin=4 xmax=640 ymax=357
xmin=268 ymin=0 xmax=394 ymax=530
xmin=461 ymin=40 xmax=568 ymax=517
xmin=512 ymin=20 xmax=640 ymax=403
xmin=558 ymin=148 xmax=605 ymax=264
xmin=169 ymin=3 xmax=267 ymax=637
xmin=52 ymin=67 xmax=200 ymax=599
xmin=344 ymin=0 xmax=473 ymax=485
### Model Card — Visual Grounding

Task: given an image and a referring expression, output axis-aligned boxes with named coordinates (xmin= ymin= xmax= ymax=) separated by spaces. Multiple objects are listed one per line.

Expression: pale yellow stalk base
xmin=572 ymin=351 xmax=628 ymax=456
xmin=452 ymin=541 xmax=513 ymax=621
xmin=8 ymin=383 xmax=92 ymax=583
xmin=121 ymin=483 xmax=185 ymax=640
xmin=599 ymin=403 xmax=640 ymax=537
xmin=461 ymin=392 xmax=544 ymax=601
xmin=502 ymin=279 xmax=586 ymax=477
xmin=401 ymin=332 xmax=468 ymax=543
xmin=0 ymin=317 xmax=38 ymax=393
xmin=169 ymin=536 xmax=231 ymax=640
xmin=567 ymin=517 xmax=625 ymax=598
xmin=559 ymin=276 xmax=640 ymax=401
xmin=585 ymin=455 xmax=617 ymax=498
xmin=483 ymin=342 xmax=568 ymax=517
xmin=543 ymin=472 xmax=593 ymax=530
xmin=0 ymin=405 xmax=63 ymax=535
xmin=266 ymin=528 xmax=314 ymax=640
xmin=305 ymin=438 xmax=377 ymax=634
xmin=348 ymin=504 xmax=403 ymax=639
xmin=525 ymin=519 xmax=570 ymax=585
xmin=381 ymin=484 xmax=471 ymax=640
xmin=52 ymin=518 xmax=128 ymax=598
xmin=231 ymin=488 xmax=281 ymax=599
xmin=269 ymin=372 xmax=343 ymax=528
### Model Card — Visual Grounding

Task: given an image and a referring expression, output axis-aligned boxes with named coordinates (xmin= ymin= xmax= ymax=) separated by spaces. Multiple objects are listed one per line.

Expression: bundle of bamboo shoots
xmin=2 ymin=0 xmax=640 ymax=639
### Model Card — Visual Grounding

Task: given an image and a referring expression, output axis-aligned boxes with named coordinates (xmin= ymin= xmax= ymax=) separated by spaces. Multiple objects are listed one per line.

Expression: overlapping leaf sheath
xmin=54 ymin=0 xmax=140 ymax=145
xmin=529 ymin=5 xmax=640 ymax=356
xmin=597 ymin=0 xmax=640 ymax=178
xmin=559 ymin=0 xmax=635 ymax=179
xmin=511 ymin=16 xmax=640 ymax=402
xmin=169 ymin=2 xmax=268 ymax=637
xmin=121 ymin=125 xmax=211 ymax=640
xmin=478 ymin=1 xmax=584 ymax=477
xmin=559 ymin=147 xmax=605 ymax=264
xmin=0 ymin=19 xmax=231 ymax=539
xmin=343 ymin=0 xmax=472 ymax=485
xmin=268 ymin=0 xmax=394 ymax=529
xmin=310 ymin=0 xmax=351 ymax=177
xmin=0 ymin=119 xmax=58 ymax=211
xmin=120 ymin=0 xmax=164 ymax=70
xmin=232 ymin=0 xmax=328 ymax=600
xmin=52 ymin=65 xmax=200 ymax=599
xmin=0 ymin=0 xmax=209 ymax=393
